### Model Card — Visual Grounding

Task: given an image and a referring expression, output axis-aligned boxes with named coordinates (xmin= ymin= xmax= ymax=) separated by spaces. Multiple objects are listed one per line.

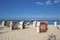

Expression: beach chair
xmin=20 ymin=21 xmax=25 ymax=29
xmin=33 ymin=21 xmax=36 ymax=27
xmin=36 ymin=22 xmax=40 ymax=32
xmin=39 ymin=22 xmax=48 ymax=32
xmin=10 ymin=21 xmax=12 ymax=30
xmin=12 ymin=22 xmax=20 ymax=30
xmin=2 ymin=21 xmax=4 ymax=27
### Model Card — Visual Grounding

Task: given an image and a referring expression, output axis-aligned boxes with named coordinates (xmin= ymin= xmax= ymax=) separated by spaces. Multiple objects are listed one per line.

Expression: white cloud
xmin=46 ymin=0 xmax=52 ymax=5
xmin=54 ymin=0 xmax=59 ymax=4
xmin=36 ymin=0 xmax=60 ymax=6
xmin=36 ymin=2 xmax=44 ymax=5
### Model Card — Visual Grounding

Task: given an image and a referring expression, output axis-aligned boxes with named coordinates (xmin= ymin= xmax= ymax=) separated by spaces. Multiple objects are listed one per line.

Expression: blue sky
xmin=0 ymin=0 xmax=60 ymax=20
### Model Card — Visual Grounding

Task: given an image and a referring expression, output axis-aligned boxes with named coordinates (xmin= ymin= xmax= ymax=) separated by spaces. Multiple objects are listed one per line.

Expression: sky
xmin=0 ymin=0 xmax=60 ymax=20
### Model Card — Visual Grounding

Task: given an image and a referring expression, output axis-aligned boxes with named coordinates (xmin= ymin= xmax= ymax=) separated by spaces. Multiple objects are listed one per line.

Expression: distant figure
xmin=54 ymin=22 xmax=57 ymax=27
xmin=54 ymin=22 xmax=60 ymax=30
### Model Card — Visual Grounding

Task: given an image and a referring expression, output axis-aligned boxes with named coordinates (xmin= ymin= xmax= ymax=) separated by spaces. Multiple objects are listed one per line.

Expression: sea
xmin=0 ymin=20 xmax=60 ymax=25
xmin=37 ymin=20 xmax=60 ymax=25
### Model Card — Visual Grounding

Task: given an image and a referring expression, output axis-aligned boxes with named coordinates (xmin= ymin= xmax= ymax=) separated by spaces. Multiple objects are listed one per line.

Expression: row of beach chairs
xmin=1 ymin=21 xmax=58 ymax=33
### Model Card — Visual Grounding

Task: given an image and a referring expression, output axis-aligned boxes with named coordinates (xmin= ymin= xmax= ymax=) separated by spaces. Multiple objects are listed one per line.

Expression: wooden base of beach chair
xmin=39 ymin=29 xmax=47 ymax=33
xmin=39 ymin=26 xmax=47 ymax=32
xmin=12 ymin=28 xmax=20 ymax=30
xmin=12 ymin=27 xmax=20 ymax=30
xmin=21 ymin=24 xmax=25 ymax=29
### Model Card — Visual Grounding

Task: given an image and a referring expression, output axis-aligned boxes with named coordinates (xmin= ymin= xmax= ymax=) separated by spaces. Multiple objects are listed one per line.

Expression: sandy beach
xmin=0 ymin=25 xmax=60 ymax=40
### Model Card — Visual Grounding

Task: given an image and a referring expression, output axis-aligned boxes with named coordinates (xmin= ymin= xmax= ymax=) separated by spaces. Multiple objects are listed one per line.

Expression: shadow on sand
xmin=0 ymin=31 xmax=10 ymax=34
xmin=57 ymin=26 xmax=60 ymax=30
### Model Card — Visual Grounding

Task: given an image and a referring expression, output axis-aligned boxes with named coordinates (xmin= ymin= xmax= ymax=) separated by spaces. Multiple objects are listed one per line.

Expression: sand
xmin=0 ymin=25 xmax=60 ymax=40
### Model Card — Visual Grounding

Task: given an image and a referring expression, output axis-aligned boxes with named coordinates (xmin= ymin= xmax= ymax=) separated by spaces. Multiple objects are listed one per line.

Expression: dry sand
xmin=0 ymin=25 xmax=60 ymax=40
